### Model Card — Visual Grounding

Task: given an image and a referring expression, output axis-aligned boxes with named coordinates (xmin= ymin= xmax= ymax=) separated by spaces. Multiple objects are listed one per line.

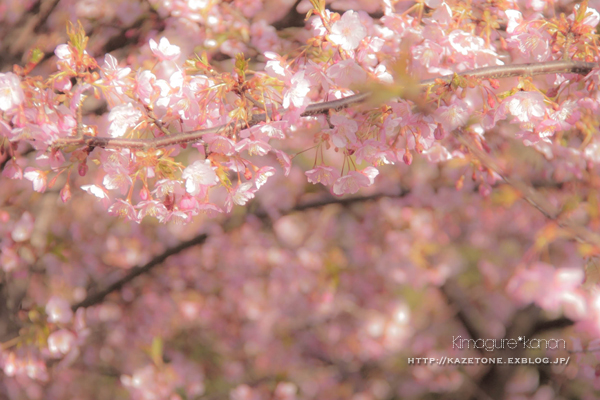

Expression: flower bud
xmin=140 ymin=186 xmax=150 ymax=201
xmin=78 ymin=163 xmax=88 ymax=177
xmin=60 ymin=183 xmax=71 ymax=203
xmin=434 ymin=124 xmax=445 ymax=140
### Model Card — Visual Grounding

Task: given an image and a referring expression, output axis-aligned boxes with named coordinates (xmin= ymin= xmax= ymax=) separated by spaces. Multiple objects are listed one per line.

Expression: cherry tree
xmin=2 ymin=0 xmax=600 ymax=398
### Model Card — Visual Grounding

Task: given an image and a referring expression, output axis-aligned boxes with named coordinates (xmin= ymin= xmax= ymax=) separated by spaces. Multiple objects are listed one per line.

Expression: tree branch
xmin=454 ymin=129 xmax=600 ymax=248
xmin=69 ymin=174 xmax=575 ymax=312
xmin=71 ymin=188 xmax=412 ymax=310
xmin=52 ymin=60 xmax=597 ymax=151
xmin=71 ymin=233 xmax=208 ymax=310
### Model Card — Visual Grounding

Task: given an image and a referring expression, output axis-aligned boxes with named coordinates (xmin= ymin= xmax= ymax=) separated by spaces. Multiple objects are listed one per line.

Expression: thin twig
xmin=453 ymin=129 xmax=600 ymax=248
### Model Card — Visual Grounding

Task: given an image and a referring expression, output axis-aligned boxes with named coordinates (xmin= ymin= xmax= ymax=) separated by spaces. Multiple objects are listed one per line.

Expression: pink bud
xmin=487 ymin=93 xmax=496 ymax=108
xmin=479 ymin=183 xmax=492 ymax=197
xmin=403 ymin=151 xmax=413 ymax=165
xmin=140 ymin=186 xmax=150 ymax=201
xmin=434 ymin=124 xmax=445 ymax=140
xmin=78 ymin=163 xmax=88 ymax=177
xmin=244 ymin=167 xmax=253 ymax=181
xmin=60 ymin=183 xmax=71 ymax=203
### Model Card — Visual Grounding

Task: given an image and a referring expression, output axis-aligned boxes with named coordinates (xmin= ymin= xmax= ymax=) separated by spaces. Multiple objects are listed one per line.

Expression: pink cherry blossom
xmin=0 ymin=72 xmax=24 ymax=112
xmin=4 ymin=2 xmax=600 ymax=397
xmin=136 ymin=200 xmax=168 ymax=221
xmin=182 ymin=159 xmax=218 ymax=197
xmin=568 ymin=4 xmax=600 ymax=27
xmin=205 ymin=134 xmax=236 ymax=155
xmin=11 ymin=212 xmax=34 ymax=242
xmin=505 ymin=10 xmax=525 ymax=34
xmin=108 ymin=199 xmax=140 ymax=222
xmin=135 ymin=70 xmax=156 ymax=105
xmin=101 ymin=54 xmax=132 ymax=97
xmin=47 ymin=330 xmax=77 ymax=356
xmin=102 ymin=165 xmax=133 ymax=194
xmin=254 ymin=166 xmax=276 ymax=189
xmin=329 ymin=114 xmax=358 ymax=148
xmin=235 ymin=138 xmax=272 ymax=156
xmin=23 ymin=168 xmax=47 ymax=192
xmin=326 ymin=59 xmax=367 ymax=88
xmin=149 ymin=37 xmax=181 ymax=61
xmin=45 ymin=296 xmax=73 ymax=324
xmin=332 ymin=167 xmax=379 ymax=195
xmin=54 ymin=44 xmax=76 ymax=70
xmin=2 ymin=160 xmax=22 ymax=180
xmin=273 ymin=149 xmax=292 ymax=176
xmin=329 ymin=10 xmax=367 ymax=50
xmin=435 ymin=99 xmax=471 ymax=131
xmin=507 ymin=262 xmax=584 ymax=313
xmin=504 ymin=91 xmax=546 ymax=124
xmin=264 ymin=51 xmax=292 ymax=81
xmin=107 ymin=103 xmax=143 ymax=137
xmin=282 ymin=71 xmax=310 ymax=109
xmin=225 ymin=182 xmax=256 ymax=212
xmin=81 ymin=184 xmax=110 ymax=200
xmin=306 ymin=165 xmax=341 ymax=185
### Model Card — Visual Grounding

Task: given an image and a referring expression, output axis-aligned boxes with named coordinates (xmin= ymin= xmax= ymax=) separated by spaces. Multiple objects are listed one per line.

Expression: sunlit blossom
xmin=329 ymin=10 xmax=367 ymax=50
xmin=0 ymin=72 xmax=24 ymax=112
xmin=149 ymin=37 xmax=181 ymax=61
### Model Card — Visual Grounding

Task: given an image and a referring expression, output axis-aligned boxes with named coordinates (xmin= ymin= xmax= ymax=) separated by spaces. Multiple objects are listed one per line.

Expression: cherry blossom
xmin=0 ymin=72 xmax=24 ymax=112
xmin=329 ymin=114 xmax=358 ymax=148
xmin=107 ymin=103 xmax=143 ymax=137
xmin=225 ymin=182 xmax=256 ymax=212
xmin=45 ymin=296 xmax=74 ymax=324
xmin=329 ymin=10 xmax=367 ymax=51
xmin=306 ymin=165 xmax=341 ymax=185
xmin=282 ymin=71 xmax=311 ymax=109
xmin=148 ymin=37 xmax=181 ymax=61
xmin=2 ymin=1 xmax=600 ymax=398
xmin=332 ymin=167 xmax=379 ymax=195
xmin=326 ymin=59 xmax=367 ymax=88
xmin=504 ymin=91 xmax=547 ymax=125
xmin=181 ymin=159 xmax=218 ymax=196
xmin=47 ymin=330 xmax=77 ymax=356
xmin=10 ymin=212 xmax=34 ymax=242
xmin=23 ymin=168 xmax=47 ymax=192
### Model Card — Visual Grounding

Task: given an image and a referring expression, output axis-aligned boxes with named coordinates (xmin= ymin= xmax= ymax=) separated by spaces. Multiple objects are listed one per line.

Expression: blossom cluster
xmin=0 ymin=0 xmax=598 ymax=226
xmin=2 ymin=0 xmax=600 ymax=398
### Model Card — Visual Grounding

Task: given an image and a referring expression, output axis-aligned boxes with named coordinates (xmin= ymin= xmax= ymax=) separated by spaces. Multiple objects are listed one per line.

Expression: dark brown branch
xmin=69 ymin=175 xmax=574 ymax=312
xmin=71 ymin=233 xmax=207 ymax=310
xmin=532 ymin=317 xmax=574 ymax=333
xmin=72 ymin=189 xmax=413 ymax=310
xmin=440 ymin=280 xmax=487 ymax=342
xmin=271 ymin=0 xmax=305 ymax=30
xmin=52 ymin=61 xmax=597 ymax=151
xmin=285 ymin=188 xmax=409 ymax=212
xmin=473 ymin=305 xmax=542 ymax=400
